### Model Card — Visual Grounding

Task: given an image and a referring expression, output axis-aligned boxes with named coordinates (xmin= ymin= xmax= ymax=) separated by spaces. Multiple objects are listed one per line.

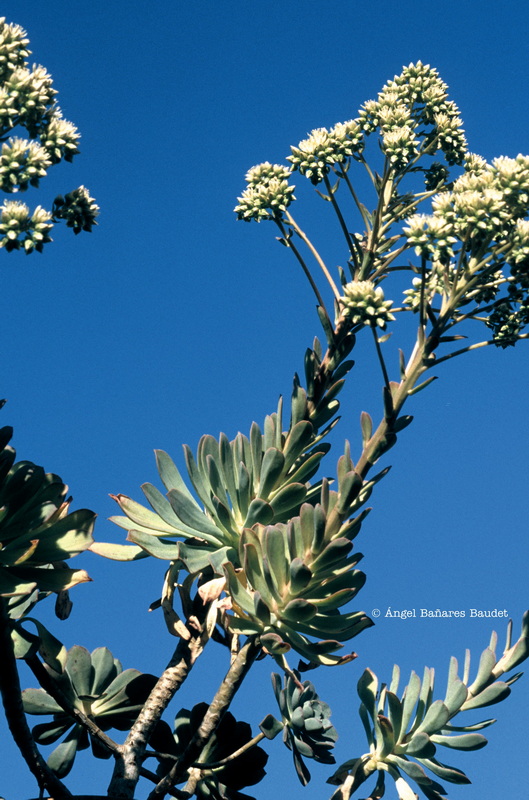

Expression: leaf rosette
xmin=271 ymin=672 xmax=337 ymax=785
xmin=329 ymin=613 xmax=529 ymax=800
xmin=223 ymin=500 xmax=373 ymax=668
xmin=0 ymin=425 xmax=95 ymax=600
xmin=22 ymin=645 xmax=158 ymax=778
xmin=156 ymin=702 xmax=268 ymax=800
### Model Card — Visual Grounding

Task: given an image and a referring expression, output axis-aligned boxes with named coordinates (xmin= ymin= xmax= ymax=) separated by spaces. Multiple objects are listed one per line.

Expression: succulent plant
xmin=329 ymin=612 xmax=529 ymax=800
xmin=100 ymin=382 xmax=388 ymax=667
xmin=269 ymin=671 xmax=337 ymax=785
xmin=223 ymin=499 xmax=372 ymax=667
xmin=0 ymin=425 xmax=95 ymax=600
xmin=155 ymin=702 xmax=268 ymax=800
xmin=22 ymin=645 xmax=158 ymax=778
xmin=99 ymin=333 xmax=357 ymax=574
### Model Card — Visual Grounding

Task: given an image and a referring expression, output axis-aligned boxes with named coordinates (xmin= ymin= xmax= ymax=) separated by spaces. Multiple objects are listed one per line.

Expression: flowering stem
xmin=285 ymin=211 xmax=342 ymax=300
xmin=340 ymin=166 xmax=372 ymax=231
xmin=371 ymin=243 xmax=410 ymax=281
xmin=359 ymin=162 xmax=392 ymax=280
xmin=419 ymin=254 xmax=428 ymax=334
xmin=371 ymin=326 xmax=391 ymax=392
xmin=357 ymin=152 xmax=378 ymax=190
xmin=379 ymin=189 xmax=438 ymax=237
xmin=323 ymin=173 xmax=357 ymax=260
xmin=432 ymin=333 xmax=529 ymax=365
xmin=274 ymin=218 xmax=328 ymax=311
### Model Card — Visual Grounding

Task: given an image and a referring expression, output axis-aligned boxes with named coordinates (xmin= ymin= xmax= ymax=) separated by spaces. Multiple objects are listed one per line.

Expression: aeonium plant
xmin=1 ymin=30 xmax=528 ymax=800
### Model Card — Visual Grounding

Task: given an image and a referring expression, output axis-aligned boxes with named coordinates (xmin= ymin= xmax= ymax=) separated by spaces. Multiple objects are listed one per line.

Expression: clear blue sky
xmin=1 ymin=1 xmax=528 ymax=798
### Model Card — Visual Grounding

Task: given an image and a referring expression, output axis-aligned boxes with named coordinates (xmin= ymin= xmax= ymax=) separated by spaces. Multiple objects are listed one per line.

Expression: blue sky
xmin=1 ymin=1 xmax=528 ymax=798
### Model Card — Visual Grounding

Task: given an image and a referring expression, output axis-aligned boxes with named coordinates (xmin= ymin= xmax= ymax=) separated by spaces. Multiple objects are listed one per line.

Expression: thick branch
xmin=147 ymin=635 xmax=261 ymax=800
xmin=107 ymin=628 xmax=205 ymax=798
xmin=0 ymin=598 xmax=72 ymax=798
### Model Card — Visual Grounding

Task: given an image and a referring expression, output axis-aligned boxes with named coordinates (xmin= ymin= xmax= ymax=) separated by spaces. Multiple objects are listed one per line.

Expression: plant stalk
xmin=0 ymin=598 xmax=73 ymax=799
xmin=107 ymin=626 xmax=206 ymax=798
xmin=147 ymin=635 xmax=261 ymax=800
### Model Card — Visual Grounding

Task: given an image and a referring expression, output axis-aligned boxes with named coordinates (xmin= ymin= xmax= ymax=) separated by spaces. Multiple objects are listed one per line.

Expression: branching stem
xmin=274 ymin=217 xmax=328 ymax=310
xmin=284 ymin=210 xmax=342 ymax=300
xmin=323 ymin=173 xmax=357 ymax=260
xmin=147 ymin=636 xmax=261 ymax=800
xmin=0 ymin=598 xmax=73 ymax=799
xmin=107 ymin=623 xmax=206 ymax=798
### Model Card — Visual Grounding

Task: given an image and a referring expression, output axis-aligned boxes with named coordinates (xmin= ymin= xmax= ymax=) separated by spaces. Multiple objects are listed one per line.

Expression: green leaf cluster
xmin=223 ymin=498 xmax=372 ymax=667
xmin=270 ymin=672 xmax=337 ymax=785
xmin=22 ymin=645 xmax=158 ymax=778
xmin=330 ymin=613 xmax=529 ymax=799
xmin=0 ymin=425 xmax=95 ymax=600
xmin=104 ymin=326 xmax=357 ymax=563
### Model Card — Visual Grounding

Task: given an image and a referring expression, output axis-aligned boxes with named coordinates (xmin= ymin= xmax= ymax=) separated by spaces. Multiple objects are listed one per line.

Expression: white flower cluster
xmin=405 ymin=155 xmax=529 ymax=262
xmin=403 ymin=268 xmax=448 ymax=312
xmin=0 ymin=16 xmax=97 ymax=254
xmin=41 ymin=113 xmax=80 ymax=164
xmin=287 ymin=120 xmax=363 ymax=185
xmin=0 ymin=18 xmax=30 ymax=81
xmin=340 ymin=280 xmax=395 ymax=329
xmin=0 ymin=199 xmax=52 ymax=252
xmin=4 ymin=64 xmax=56 ymax=136
xmin=0 ymin=18 xmax=81 ymax=167
xmin=235 ymin=162 xmax=295 ymax=222
xmin=358 ymin=62 xmax=467 ymax=168
xmin=0 ymin=137 xmax=50 ymax=192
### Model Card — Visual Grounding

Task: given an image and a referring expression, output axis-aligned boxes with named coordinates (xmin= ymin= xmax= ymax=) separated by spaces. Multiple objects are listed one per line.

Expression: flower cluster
xmin=0 ymin=17 xmax=30 ymax=82
xmin=487 ymin=286 xmax=529 ymax=347
xmin=0 ymin=137 xmax=50 ymax=192
xmin=403 ymin=268 xmax=447 ymax=312
xmin=52 ymin=186 xmax=99 ymax=234
xmin=245 ymin=161 xmax=291 ymax=186
xmin=384 ymin=62 xmax=450 ymax=117
xmin=358 ymin=62 xmax=467 ymax=166
xmin=4 ymin=65 xmax=56 ymax=136
xmin=0 ymin=200 xmax=52 ymax=252
xmin=0 ymin=17 xmax=97 ymax=255
xmin=235 ymin=162 xmax=295 ymax=221
xmin=424 ymin=161 xmax=449 ymax=190
xmin=431 ymin=111 xmax=467 ymax=165
xmin=0 ymin=85 xmax=18 ymax=130
xmin=492 ymin=154 xmax=529 ymax=216
xmin=382 ymin=125 xmax=419 ymax=170
xmin=288 ymin=122 xmax=363 ymax=185
xmin=464 ymin=151 xmax=488 ymax=175
xmin=405 ymin=156 xmax=529 ymax=265
xmin=508 ymin=218 xmax=529 ymax=276
xmin=40 ymin=113 xmax=80 ymax=164
xmin=340 ymin=280 xmax=395 ymax=329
